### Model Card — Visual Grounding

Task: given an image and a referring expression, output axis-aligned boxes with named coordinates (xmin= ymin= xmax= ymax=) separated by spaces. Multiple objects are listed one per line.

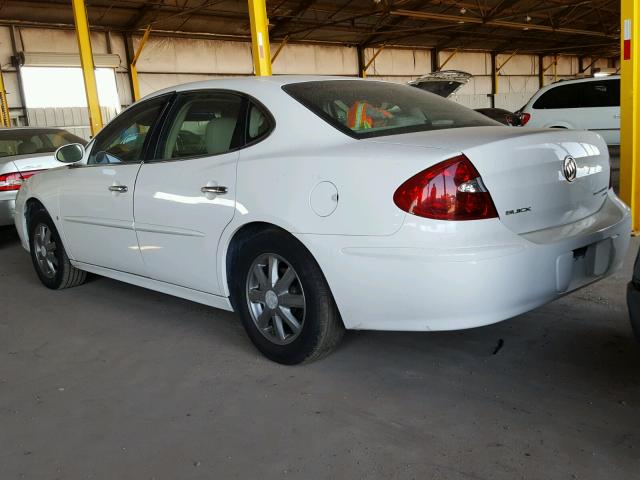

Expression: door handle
xmin=108 ymin=185 xmax=128 ymax=193
xmin=201 ymin=185 xmax=228 ymax=195
xmin=614 ymin=114 xmax=621 ymax=119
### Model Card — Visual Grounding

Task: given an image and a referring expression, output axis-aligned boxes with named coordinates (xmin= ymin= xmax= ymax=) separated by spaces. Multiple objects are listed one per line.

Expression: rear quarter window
xmin=582 ymin=79 xmax=619 ymax=107
xmin=533 ymin=83 xmax=583 ymax=109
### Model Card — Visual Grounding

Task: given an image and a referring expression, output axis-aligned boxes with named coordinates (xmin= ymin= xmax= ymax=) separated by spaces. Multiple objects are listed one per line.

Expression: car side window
xmin=533 ymin=83 xmax=584 ymax=109
xmin=158 ymin=92 xmax=243 ymax=160
xmin=88 ymin=95 xmax=168 ymax=165
xmin=247 ymin=102 xmax=272 ymax=142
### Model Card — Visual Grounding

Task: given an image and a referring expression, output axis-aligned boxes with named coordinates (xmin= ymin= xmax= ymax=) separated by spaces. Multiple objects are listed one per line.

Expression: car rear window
xmin=283 ymin=80 xmax=498 ymax=139
xmin=0 ymin=129 xmax=86 ymax=158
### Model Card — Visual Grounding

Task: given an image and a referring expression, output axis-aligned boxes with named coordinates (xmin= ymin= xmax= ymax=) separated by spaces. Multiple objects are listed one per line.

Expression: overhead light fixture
xmin=460 ymin=7 xmax=467 ymax=14
xmin=525 ymin=15 xmax=532 ymax=22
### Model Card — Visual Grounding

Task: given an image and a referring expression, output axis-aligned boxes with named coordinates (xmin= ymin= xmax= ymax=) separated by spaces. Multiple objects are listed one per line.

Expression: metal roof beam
xmin=389 ymin=8 xmax=618 ymax=38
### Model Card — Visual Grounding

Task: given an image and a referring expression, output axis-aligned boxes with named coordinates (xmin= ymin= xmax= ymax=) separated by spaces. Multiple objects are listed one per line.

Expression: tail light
xmin=0 ymin=169 xmax=44 ymax=192
xmin=393 ymin=155 xmax=498 ymax=221
xmin=519 ymin=112 xmax=531 ymax=126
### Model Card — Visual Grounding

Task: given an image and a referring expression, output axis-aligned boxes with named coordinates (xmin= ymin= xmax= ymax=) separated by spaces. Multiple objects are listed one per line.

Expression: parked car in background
xmin=410 ymin=71 xmax=513 ymax=125
xmin=474 ymin=108 xmax=513 ymax=125
xmin=0 ymin=128 xmax=86 ymax=226
xmin=14 ymin=77 xmax=630 ymax=364
xmin=629 ymin=245 xmax=640 ymax=339
xmin=409 ymin=70 xmax=471 ymax=97
xmin=512 ymin=75 xmax=620 ymax=145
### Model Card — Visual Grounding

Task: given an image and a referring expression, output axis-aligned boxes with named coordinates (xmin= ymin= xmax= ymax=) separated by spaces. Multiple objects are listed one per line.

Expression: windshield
xmin=0 ymin=129 xmax=86 ymax=158
xmin=283 ymin=80 xmax=498 ymax=139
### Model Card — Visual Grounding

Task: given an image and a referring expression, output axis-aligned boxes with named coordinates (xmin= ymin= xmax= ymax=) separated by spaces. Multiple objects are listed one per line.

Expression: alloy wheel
xmin=33 ymin=223 xmax=58 ymax=279
xmin=246 ymin=253 xmax=306 ymax=345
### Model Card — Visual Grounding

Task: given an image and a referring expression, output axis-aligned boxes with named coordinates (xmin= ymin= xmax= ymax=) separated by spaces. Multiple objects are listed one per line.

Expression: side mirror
xmin=55 ymin=143 xmax=85 ymax=164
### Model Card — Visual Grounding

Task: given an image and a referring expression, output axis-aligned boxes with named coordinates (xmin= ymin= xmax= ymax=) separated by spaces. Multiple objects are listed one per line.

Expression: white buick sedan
xmin=14 ymin=76 xmax=631 ymax=364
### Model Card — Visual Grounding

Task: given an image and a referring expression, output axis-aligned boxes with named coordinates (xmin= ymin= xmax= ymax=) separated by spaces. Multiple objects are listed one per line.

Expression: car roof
xmin=546 ymin=74 xmax=620 ymax=88
xmin=142 ymin=75 xmax=380 ymax=101
xmin=0 ymin=127 xmax=68 ymax=132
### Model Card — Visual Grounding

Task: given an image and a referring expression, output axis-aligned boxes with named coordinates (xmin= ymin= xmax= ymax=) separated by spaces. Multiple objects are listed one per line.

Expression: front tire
xmin=232 ymin=229 xmax=344 ymax=364
xmin=28 ymin=210 xmax=86 ymax=290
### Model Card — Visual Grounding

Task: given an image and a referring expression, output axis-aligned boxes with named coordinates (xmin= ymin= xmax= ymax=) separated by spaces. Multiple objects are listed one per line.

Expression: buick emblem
xmin=563 ymin=155 xmax=577 ymax=182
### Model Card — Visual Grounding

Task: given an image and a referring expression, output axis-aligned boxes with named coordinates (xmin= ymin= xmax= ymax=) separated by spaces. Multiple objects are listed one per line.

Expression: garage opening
xmin=18 ymin=52 xmax=122 ymax=139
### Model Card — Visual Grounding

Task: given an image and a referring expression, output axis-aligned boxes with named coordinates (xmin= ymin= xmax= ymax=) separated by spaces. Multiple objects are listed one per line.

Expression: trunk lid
xmin=368 ymin=126 xmax=610 ymax=234
xmin=408 ymin=70 xmax=472 ymax=98
xmin=9 ymin=152 xmax=59 ymax=173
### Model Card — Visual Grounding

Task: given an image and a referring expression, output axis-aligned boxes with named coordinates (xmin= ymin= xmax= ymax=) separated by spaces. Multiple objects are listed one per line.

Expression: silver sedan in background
xmin=0 ymin=128 xmax=86 ymax=226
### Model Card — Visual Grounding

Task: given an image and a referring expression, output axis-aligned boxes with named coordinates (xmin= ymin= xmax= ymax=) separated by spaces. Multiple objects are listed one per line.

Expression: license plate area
xmin=556 ymin=238 xmax=615 ymax=292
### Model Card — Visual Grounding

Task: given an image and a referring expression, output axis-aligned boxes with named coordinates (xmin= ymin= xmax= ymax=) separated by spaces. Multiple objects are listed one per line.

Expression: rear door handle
xmin=108 ymin=185 xmax=128 ymax=193
xmin=201 ymin=185 xmax=228 ymax=195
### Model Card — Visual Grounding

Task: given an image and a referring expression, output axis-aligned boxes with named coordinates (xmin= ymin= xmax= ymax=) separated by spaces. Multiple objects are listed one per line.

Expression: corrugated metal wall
xmin=26 ymin=107 xmax=119 ymax=139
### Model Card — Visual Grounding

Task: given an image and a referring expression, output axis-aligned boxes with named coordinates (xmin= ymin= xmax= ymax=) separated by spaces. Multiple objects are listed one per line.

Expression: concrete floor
xmin=1 ymin=228 xmax=638 ymax=480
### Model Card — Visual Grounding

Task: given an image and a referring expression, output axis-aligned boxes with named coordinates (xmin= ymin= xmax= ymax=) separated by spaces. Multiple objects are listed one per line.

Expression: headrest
xmin=18 ymin=140 xmax=38 ymax=155
xmin=204 ymin=117 xmax=237 ymax=155
xmin=249 ymin=108 xmax=266 ymax=138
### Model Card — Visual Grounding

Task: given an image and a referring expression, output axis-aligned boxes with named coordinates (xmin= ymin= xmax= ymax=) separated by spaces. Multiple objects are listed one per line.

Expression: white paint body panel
xmin=14 ymin=76 xmax=632 ymax=332
xmin=299 ymin=191 xmax=630 ymax=330
xmin=59 ymin=163 xmax=146 ymax=275
xmin=9 ymin=152 xmax=60 ymax=173
xmin=134 ymin=152 xmax=239 ymax=294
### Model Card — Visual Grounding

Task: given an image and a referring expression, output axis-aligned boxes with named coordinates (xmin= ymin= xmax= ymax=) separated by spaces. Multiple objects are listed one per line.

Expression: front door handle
xmin=201 ymin=185 xmax=228 ymax=195
xmin=108 ymin=185 xmax=128 ymax=193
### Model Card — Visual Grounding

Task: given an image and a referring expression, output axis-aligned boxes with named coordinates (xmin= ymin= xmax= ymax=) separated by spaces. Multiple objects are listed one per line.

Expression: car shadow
xmin=0 ymin=226 xmax=19 ymax=249
xmin=330 ymin=310 xmax=640 ymax=395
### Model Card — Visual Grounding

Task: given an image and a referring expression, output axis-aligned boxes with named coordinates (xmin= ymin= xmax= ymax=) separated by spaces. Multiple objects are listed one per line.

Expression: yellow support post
xmin=491 ymin=52 xmax=498 ymax=97
xmin=248 ymin=0 xmax=272 ymax=76
xmin=621 ymin=1 xmax=640 ymax=234
xmin=0 ymin=69 xmax=10 ymax=127
xmin=493 ymin=51 xmax=518 ymax=96
xmin=497 ymin=51 xmax=518 ymax=74
xmin=130 ymin=26 xmax=152 ymax=102
xmin=361 ymin=46 xmax=386 ymax=78
xmin=71 ymin=0 xmax=103 ymax=136
xmin=540 ymin=56 xmax=558 ymax=88
xmin=438 ymin=49 xmax=458 ymax=71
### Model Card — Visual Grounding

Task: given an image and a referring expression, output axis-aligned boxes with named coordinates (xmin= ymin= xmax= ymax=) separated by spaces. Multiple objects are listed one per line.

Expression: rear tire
xmin=28 ymin=210 xmax=86 ymax=290
xmin=232 ymin=229 xmax=344 ymax=364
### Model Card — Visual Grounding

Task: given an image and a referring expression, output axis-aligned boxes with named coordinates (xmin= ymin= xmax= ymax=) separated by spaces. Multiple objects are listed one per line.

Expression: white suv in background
xmin=515 ymin=75 xmax=620 ymax=145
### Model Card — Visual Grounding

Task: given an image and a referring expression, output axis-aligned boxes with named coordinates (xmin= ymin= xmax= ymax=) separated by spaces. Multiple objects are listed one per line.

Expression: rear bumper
xmin=629 ymin=283 xmax=640 ymax=339
xmin=299 ymin=190 xmax=631 ymax=331
xmin=0 ymin=192 xmax=17 ymax=227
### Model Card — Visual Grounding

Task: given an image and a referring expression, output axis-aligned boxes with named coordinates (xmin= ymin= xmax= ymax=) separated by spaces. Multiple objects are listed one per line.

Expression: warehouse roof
xmin=0 ymin=0 xmax=620 ymax=57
